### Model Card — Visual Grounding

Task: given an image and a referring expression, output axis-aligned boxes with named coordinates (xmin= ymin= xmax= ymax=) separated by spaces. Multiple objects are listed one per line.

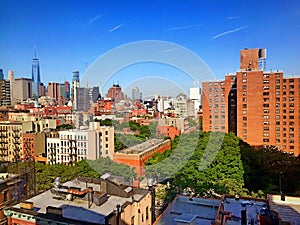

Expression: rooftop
xmin=155 ymin=195 xmax=220 ymax=225
xmin=12 ymin=177 xmax=148 ymax=224
xmin=222 ymin=197 xmax=268 ymax=225
xmin=268 ymin=194 xmax=300 ymax=224
xmin=118 ymin=138 xmax=166 ymax=154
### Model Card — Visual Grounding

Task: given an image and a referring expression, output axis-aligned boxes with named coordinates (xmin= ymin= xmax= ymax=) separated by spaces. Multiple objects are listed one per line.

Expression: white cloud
xmin=227 ymin=16 xmax=240 ymax=20
xmin=89 ymin=14 xmax=104 ymax=24
xmin=109 ymin=24 xmax=122 ymax=32
xmin=168 ymin=24 xmax=203 ymax=31
xmin=212 ymin=26 xmax=247 ymax=39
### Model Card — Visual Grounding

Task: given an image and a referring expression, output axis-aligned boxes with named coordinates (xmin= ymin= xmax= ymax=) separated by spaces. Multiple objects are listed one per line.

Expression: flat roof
xmin=118 ymin=138 xmax=167 ymax=154
xmin=155 ymin=195 xmax=220 ymax=225
xmin=12 ymin=178 xmax=144 ymax=224
xmin=222 ymin=197 xmax=268 ymax=225
xmin=269 ymin=194 xmax=300 ymax=224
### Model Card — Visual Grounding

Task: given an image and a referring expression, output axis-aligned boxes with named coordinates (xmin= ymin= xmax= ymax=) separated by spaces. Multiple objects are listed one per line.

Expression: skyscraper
xmin=32 ymin=52 xmax=41 ymax=99
xmin=0 ymin=69 xmax=4 ymax=80
xmin=71 ymin=70 xmax=80 ymax=110
xmin=132 ymin=86 xmax=140 ymax=101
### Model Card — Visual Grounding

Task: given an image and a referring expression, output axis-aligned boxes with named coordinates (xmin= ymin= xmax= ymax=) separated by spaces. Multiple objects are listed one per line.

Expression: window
xmin=243 ymin=129 xmax=247 ymax=133
xmin=243 ymin=91 xmax=247 ymax=96
xmin=242 ymin=85 xmax=247 ymax=90
xmin=243 ymin=104 xmax=247 ymax=108
xmin=276 ymin=115 xmax=280 ymax=119
xmin=276 ymin=86 xmax=280 ymax=89
xmin=263 ymin=127 xmax=269 ymax=130
xmin=242 ymin=98 xmax=247 ymax=102
xmin=276 ymin=139 xmax=280 ymax=143
xmin=243 ymin=72 xmax=247 ymax=77
xmin=263 ymin=80 xmax=269 ymax=84
xmin=263 ymin=74 xmax=269 ymax=78
xmin=275 ymin=91 xmax=280 ymax=95
xmin=264 ymin=109 xmax=269 ymax=113
xmin=243 ymin=79 xmax=247 ymax=83
xmin=276 ymin=79 xmax=280 ymax=84
xmin=243 ymin=117 xmax=247 ymax=121
xmin=263 ymin=115 xmax=269 ymax=119
xmin=263 ymin=98 xmax=269 ymax=102
xmin=263 ymin=139 xmax=269 ymax=142
xmin=290 ymin=91 xmax=294 ymax=95
xmin=276 ymin=121 xmax=280 ymax=125
xmin=263 ymin=133 xmax=269 ymax=137
xmin=263 ymin=92 xmax=269 ymax=96
xmin=243 ymin=123 xmax=247 ymax=127
xmin=276 ymin=73 xmax=281 ymax=78
xmin=276 ymin=98 xmax=280 ymax=102
xmin=131 ymin=216 xmax=135 ymax=225
xmin=263 ymin=86 xmax=269 ymax=90
xmin=276 ymin=109 xmax=280 ymax=114
xmin=263 ymin=104 xmax=269 ymax=107
xmin=146 ymin=207 xmax=149 ymax=220
xmin=243 ymin=110 xmax=247 ymax=115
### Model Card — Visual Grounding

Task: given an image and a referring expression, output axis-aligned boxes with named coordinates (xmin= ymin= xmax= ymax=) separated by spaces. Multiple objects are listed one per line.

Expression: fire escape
xmin=48 ymin=144 xmax=56 ymax=165
xmin=68 ymin=139 xmax=77 ymax=165
xmin=0 ymin=127 xmax=8 ymax=161
xmin=12 ymin=128 xmax=21 ymax=162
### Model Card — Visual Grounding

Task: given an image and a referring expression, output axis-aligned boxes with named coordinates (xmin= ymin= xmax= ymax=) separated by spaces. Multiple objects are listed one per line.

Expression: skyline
xmin=1 ymin=0 xmax=300 ymax=96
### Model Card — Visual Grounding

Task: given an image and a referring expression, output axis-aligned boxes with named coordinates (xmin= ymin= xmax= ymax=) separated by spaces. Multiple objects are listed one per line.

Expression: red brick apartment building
xmin=202 ymin=48 xmax=300 ymax=156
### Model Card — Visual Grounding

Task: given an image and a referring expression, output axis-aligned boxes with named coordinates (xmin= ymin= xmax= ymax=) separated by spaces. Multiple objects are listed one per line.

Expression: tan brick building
xmin=202 ymin=48 xmax=300 ymax=156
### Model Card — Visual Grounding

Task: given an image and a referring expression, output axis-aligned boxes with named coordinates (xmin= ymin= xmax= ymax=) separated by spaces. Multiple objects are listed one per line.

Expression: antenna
xmin=86 ymin=62 xmax=88 ymax=88
xmin=34 ymin=45 xmax=37 ymax=58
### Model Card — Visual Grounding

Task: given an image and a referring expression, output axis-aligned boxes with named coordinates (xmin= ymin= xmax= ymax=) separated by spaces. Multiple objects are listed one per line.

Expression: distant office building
xmin=39 ymin=82 xmax=46 ymax=96
xmin=202 ymin=48 xmax=300 ymax=156
xmin=173 ymin=93 xmax=194 ymax=118
xmin=132 ymin=86 xmax=140 ymax=101
xmin=48 ymin=82 xmax=71 ymax=106
xmin=14 ymin=78 xmax=32 ymax=102
xmin=0 ymin=69 xmax=4 ymax=80
xmin=0 ymin=80 xmax=11 ymax=106
xmin=47 ymin=82 xmax=60 ymax=101
xmin=76 ymin=87 xmax=89 ymax=111
xmin=32 ymin=53 xmax=41 ymax=99
xmin=106 ymin=83 xmax=125 ymax=103
xmin=71 ymin=70 xmax=79 ymax=101
xmin=89 ymin=86 xmax=99 ymax=105
xmin=190 ymin=81 xmax=201 ymax=117
xmin=64 ymin=81 xmax=70 ymax=100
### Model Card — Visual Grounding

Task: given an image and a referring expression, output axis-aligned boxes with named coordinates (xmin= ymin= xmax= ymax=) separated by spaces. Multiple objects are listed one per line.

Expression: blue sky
xmin=1 ymin=0 xmax=300 ymax=97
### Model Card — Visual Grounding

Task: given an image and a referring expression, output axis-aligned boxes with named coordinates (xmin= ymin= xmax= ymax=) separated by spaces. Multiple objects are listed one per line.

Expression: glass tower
xmin=31 ymin=53 xmax=41 ymax=99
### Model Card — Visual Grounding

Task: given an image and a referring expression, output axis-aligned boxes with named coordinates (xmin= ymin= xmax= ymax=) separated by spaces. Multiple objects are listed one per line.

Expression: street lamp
xmin=148 ymin=178 xmax=155 ymax=225
xmin=279 ymin=171 xmax=285 ymax=201
xmin=116 ymin=204 xmax=121 ymax=225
